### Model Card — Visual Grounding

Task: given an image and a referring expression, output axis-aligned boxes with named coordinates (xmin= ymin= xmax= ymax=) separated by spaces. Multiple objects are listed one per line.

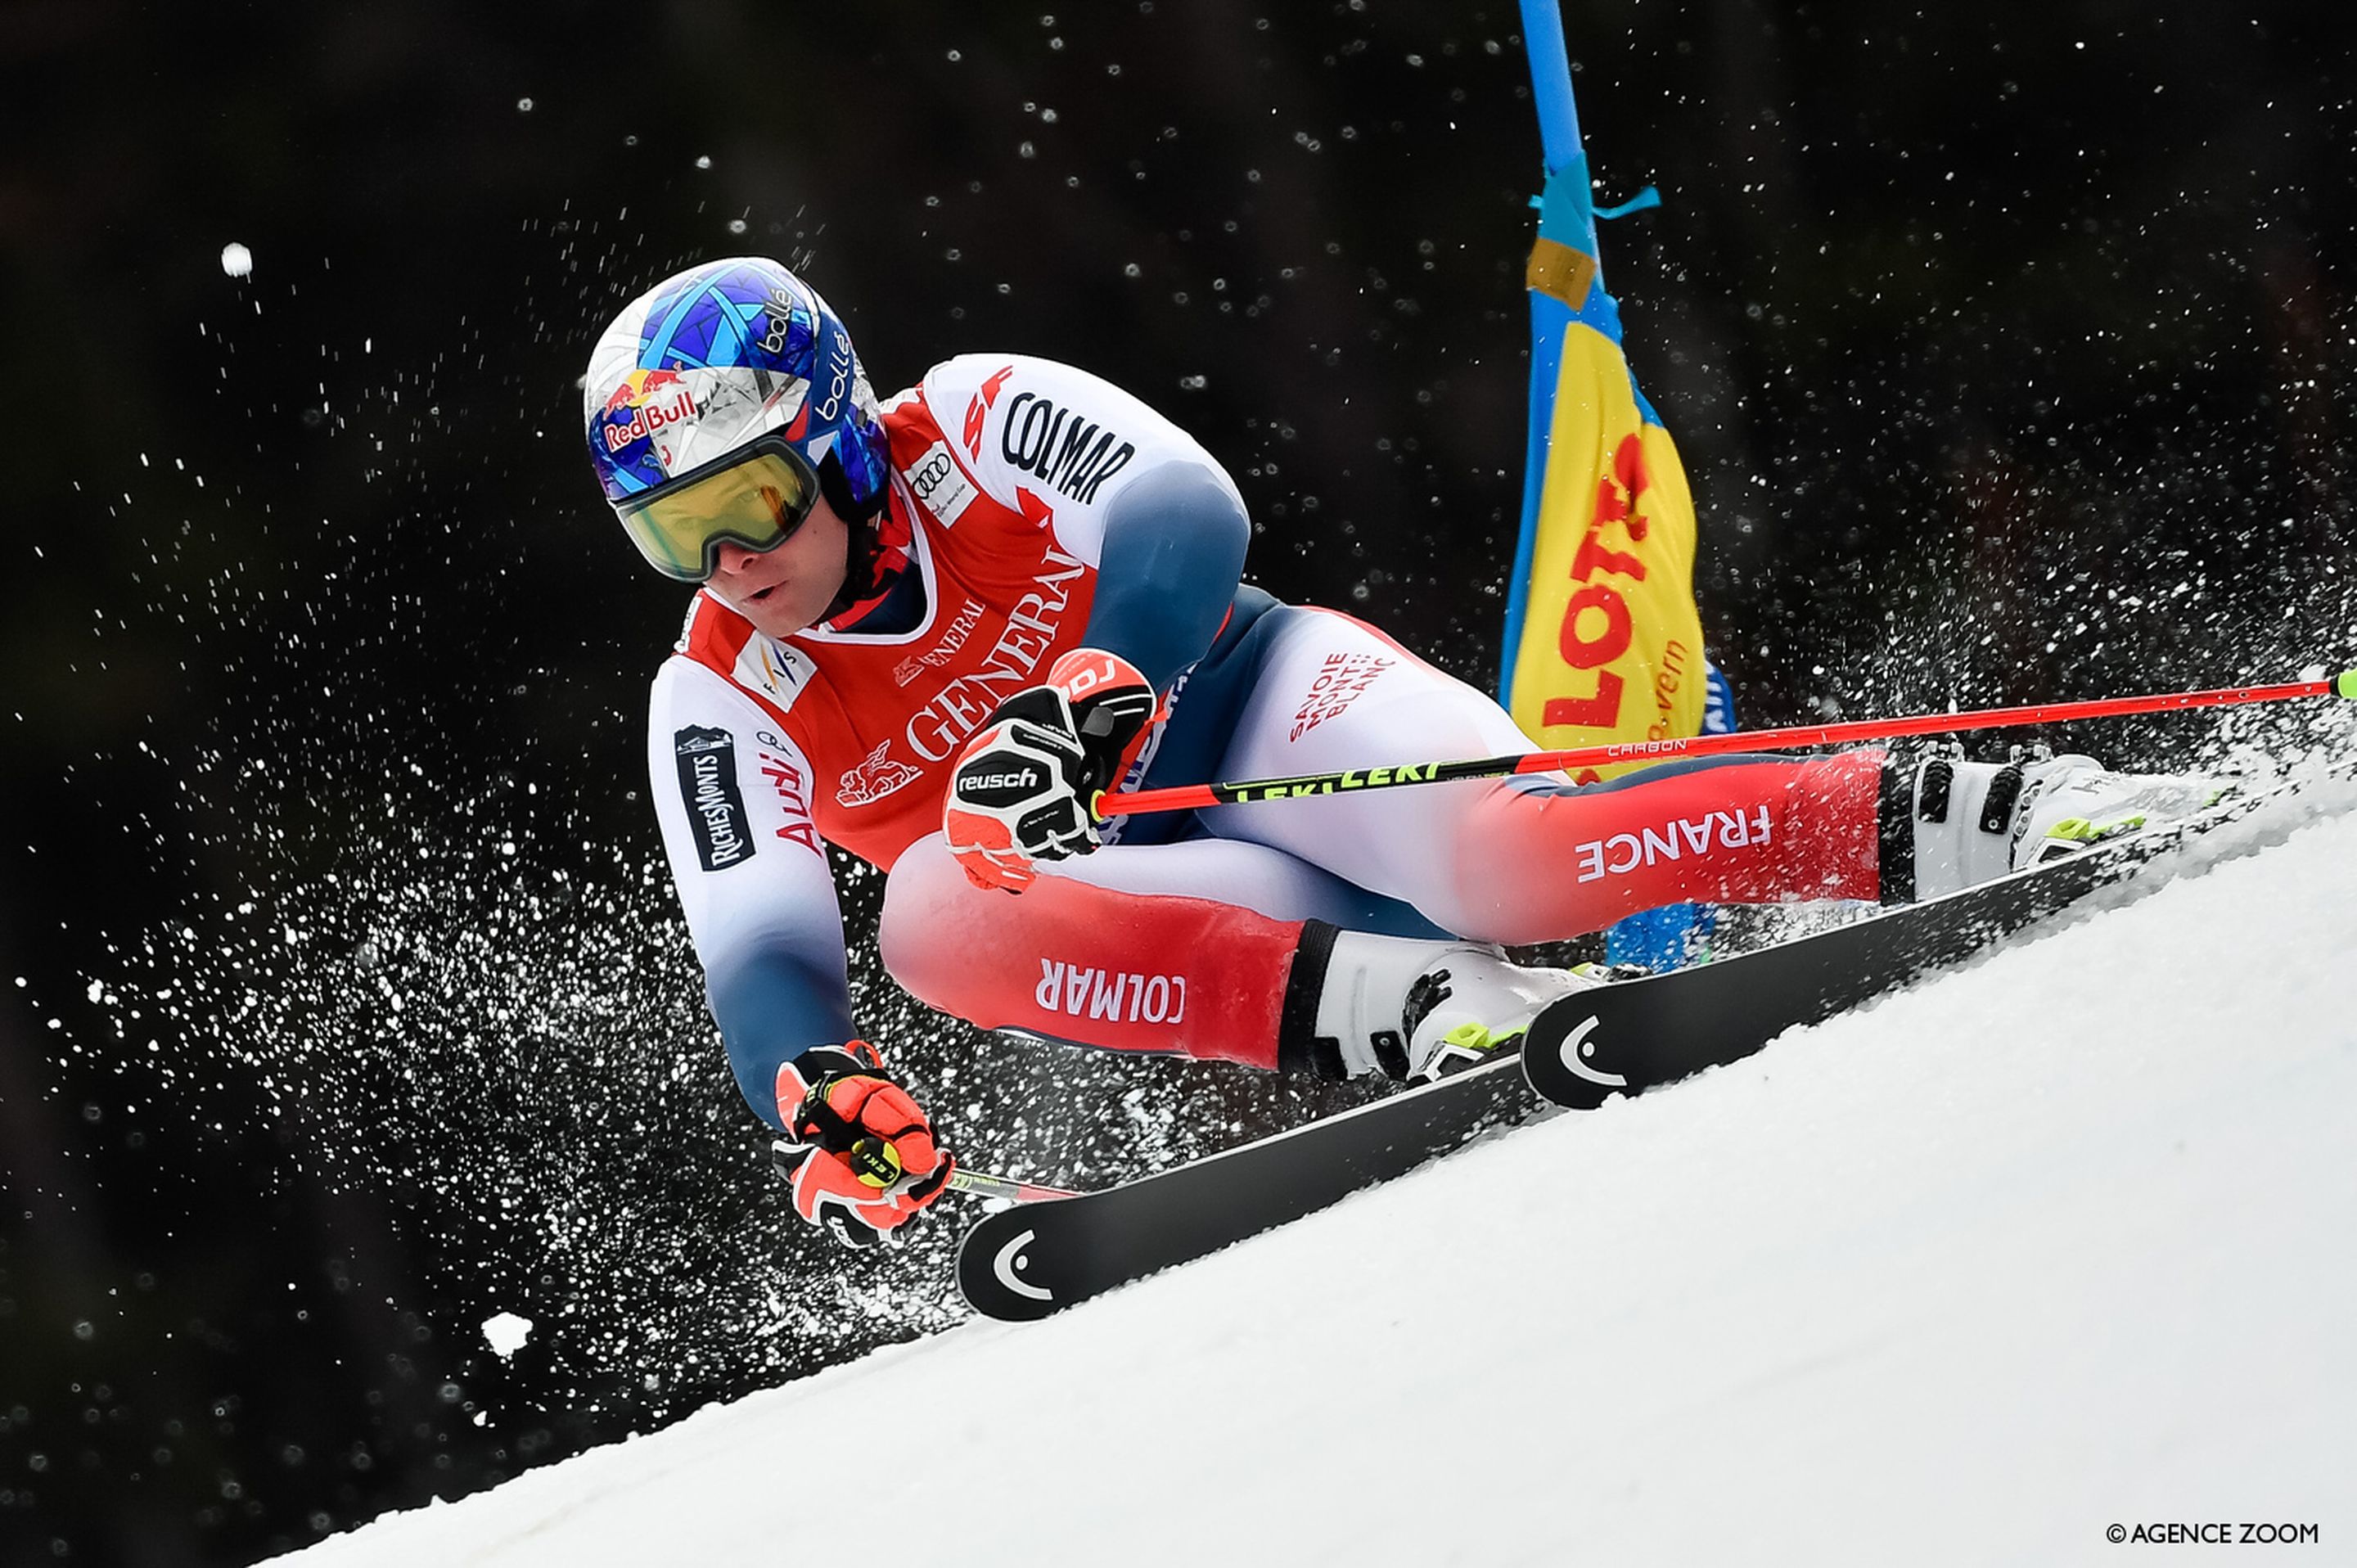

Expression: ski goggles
xmin=614 ymin=433 xmax=824 ymax=583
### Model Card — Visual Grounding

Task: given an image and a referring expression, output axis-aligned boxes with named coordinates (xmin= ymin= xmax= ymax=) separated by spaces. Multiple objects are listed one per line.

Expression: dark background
xmin=4 ymin=2 xmax=2352 ymax=1562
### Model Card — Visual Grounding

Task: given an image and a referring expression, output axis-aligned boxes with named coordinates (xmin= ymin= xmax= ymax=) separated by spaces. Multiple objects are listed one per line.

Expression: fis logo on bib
xmin=674 ymin=727 xmax=755 ymax=872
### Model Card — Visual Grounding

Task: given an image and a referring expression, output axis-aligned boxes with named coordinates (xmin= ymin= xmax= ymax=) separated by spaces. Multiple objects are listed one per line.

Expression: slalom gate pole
xmin=949 ymin=1168 xmax=1077 ymax=1204
xmin=1094 ymin=670 xmax=2357 ymax=818
xmin=1497 ymin=0 xmax=1584 ymax=705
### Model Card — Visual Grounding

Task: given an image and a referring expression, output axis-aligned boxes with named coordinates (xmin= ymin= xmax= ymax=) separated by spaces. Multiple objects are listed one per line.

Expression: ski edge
xmin=957 ymin=1053 xmax=1538 ymax=1321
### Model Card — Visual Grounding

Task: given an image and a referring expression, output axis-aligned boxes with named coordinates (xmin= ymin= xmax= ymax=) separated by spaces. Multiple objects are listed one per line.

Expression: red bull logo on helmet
xmin=599 ymin=368 xmax=699 ymax=455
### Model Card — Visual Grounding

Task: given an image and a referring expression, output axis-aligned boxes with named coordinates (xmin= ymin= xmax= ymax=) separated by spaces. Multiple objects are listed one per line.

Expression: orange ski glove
xmin=772 ymin=1042 xmax=955 ymax=1247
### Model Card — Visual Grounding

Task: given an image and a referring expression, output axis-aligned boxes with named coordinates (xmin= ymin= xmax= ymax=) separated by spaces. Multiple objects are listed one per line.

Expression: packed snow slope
xmin=293 ymin=809 xmax=2357 ymax=1568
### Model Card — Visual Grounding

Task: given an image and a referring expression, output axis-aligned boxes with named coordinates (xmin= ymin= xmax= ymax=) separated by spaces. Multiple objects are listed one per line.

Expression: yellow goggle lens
xmin=619 ymin=448 xmax=818 ymax=582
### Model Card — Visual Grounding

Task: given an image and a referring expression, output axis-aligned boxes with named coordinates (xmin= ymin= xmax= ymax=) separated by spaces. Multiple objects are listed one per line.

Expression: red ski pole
xmin=1095 ymin=669 xmax=2357 ymax=818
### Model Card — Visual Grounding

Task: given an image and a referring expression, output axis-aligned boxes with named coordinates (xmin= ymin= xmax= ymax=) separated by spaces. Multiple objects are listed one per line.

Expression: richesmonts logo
xmin=674 ymin=726 xmax=754 ymax=872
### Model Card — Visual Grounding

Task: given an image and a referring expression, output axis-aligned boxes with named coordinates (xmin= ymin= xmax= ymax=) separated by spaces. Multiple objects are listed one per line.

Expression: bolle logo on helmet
xmin=756 ymin=286 xmax=805 ymax=356
xmin=600 ymin=368 xmax=699 ymax=454
xmin=809 ymin=327 xmax=854 ymax=426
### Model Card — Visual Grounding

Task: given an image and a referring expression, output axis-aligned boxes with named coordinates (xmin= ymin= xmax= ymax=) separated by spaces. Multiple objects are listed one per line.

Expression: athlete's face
xmin=705 ymin=490 xmax=850 ymax=637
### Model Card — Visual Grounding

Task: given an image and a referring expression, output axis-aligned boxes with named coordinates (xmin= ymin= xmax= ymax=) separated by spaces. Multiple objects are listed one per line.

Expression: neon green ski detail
xmin=2337 ymin=669 xmax=2357 ymax=701
xmin=1440 ymin=1021 xmax=1526 ymax=1055
xmin=2044 ymin=812 xmax=2148 ymax=848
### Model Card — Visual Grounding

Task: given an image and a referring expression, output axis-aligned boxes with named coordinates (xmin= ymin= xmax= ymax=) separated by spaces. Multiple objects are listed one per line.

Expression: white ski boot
xmin=1910 ymin=750 xmax=2231 ymax=899
xmin=1299 ymin=928 xmax=1611 ymax=1082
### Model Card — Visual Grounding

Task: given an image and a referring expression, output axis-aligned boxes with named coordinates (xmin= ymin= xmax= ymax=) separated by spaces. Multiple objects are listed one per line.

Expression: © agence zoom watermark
xmin=2107 ymin=1523 xmax=2320 ymax=1546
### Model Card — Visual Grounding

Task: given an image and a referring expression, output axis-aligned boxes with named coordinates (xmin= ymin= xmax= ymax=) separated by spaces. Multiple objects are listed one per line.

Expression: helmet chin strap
xmin=817 ymin=453 xmax=902 ymax=626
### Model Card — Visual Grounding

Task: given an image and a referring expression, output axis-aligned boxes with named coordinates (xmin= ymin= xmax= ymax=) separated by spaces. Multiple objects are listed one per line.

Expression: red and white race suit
xmin=647 ymin=355 xmax=1884 ymax=1123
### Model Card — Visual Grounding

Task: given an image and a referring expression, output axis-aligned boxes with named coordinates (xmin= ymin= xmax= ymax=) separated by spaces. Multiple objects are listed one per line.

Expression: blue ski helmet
xmin=584 ymin=259 xmax=891 ymax=579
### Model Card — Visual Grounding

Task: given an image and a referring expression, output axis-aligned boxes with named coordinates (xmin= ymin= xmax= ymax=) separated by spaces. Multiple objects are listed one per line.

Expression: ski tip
xmin=2336 ymin=669 xmax=2357 ymax=701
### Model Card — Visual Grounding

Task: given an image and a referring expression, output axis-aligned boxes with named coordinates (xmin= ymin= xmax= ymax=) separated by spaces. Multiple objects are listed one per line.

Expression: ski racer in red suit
xmin=587 ymin=257 xmax=2214 ymax=1246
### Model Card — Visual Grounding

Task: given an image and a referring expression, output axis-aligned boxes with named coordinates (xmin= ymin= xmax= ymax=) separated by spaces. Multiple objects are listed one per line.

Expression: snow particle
xmin=482 ymin=1312 xmax=534 ymax=1359
xmin=220 ymin=244 xmax=254 ymax=278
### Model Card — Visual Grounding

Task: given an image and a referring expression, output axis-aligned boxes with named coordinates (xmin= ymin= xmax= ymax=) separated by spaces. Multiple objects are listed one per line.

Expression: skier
xmin=587 ymin=255 xmax=2215 ymax=1247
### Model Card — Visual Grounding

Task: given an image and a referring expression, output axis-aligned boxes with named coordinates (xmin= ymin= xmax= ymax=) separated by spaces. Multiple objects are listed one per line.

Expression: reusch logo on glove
xmin=958 ymin=765 xmax=1044 ymax=801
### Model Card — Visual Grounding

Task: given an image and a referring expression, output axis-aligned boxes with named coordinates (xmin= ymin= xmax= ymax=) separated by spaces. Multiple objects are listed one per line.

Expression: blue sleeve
xmin=648 ymin=660 xmax=858 ymax=1131
xmin=704 ymin=945 xmax=856 ymax=1131
xmin=1078 ymin=461 xmax=1251 ymax=692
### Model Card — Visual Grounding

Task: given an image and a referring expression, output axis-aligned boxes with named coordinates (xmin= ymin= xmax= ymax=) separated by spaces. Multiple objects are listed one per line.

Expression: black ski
xmin=957 ymin=760 xmax=2348 ymax=1320
xmin=957 ymin=1052 xmax=1536 ymax=1321
xmin=1523 ymin=764 xmax=2348 ymax=1109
